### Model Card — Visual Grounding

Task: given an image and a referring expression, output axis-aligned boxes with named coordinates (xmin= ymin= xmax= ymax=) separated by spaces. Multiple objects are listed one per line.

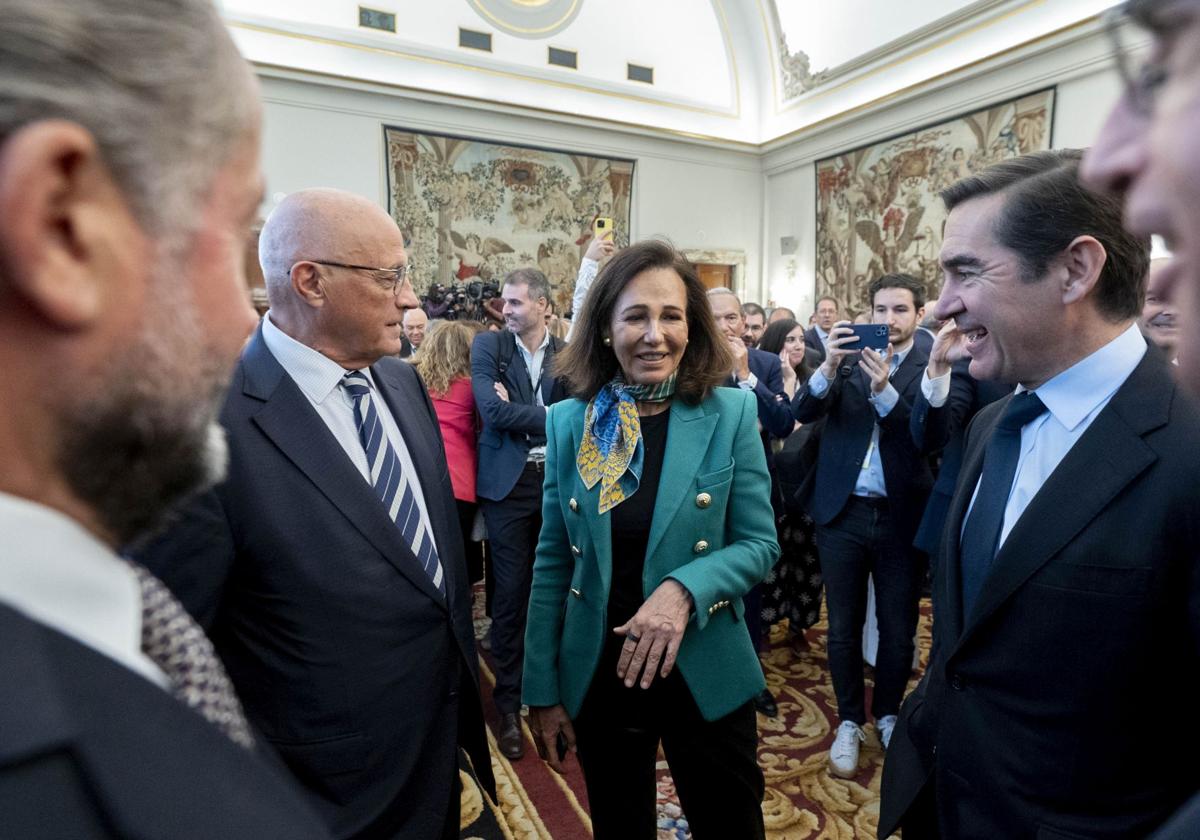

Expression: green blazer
xmin=521 ymin=387 xmax=780 ymax=722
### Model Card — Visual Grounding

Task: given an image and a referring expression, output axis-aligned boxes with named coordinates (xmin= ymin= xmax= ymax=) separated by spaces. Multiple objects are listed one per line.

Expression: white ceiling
xmin=221 ymin=0 xmax=1120 ymax=146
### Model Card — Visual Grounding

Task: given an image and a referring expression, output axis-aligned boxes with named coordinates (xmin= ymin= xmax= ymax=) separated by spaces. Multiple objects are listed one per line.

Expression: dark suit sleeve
xmin=751 ymin=352 xmax=796 ymax=439
xmin=130 ymin=489 xmax=236 ymax=631
xmin=470 ymin=332 xmax=547 ymax=435
xmin=911 ymin=361 xmax=975 ymax=455
xmin=791 ymin=369 xmax=839 ymax=424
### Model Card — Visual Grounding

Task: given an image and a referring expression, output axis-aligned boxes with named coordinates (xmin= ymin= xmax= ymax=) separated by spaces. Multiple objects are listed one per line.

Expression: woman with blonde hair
xmin=414 ymin=319 xmax=486 ymax=586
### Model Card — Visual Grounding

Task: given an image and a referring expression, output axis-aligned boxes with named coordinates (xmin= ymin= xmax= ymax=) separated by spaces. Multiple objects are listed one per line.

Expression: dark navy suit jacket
xmin=880 ymin=351 xmax=1200 ymax=839
xmin=135 ymin=325 xmax=492 ymax=840
xmin=803 ymin=326 xmax=827 ymax=363
xmin=0 ymin=603 xmax=328 ymax=840
xmin=471 ymin=329 xmax=568 ymax=502
xmin=791 ymin=341 xmax=933 ymax=549
xmin=737 ymin=346 xmax=796 ymax=443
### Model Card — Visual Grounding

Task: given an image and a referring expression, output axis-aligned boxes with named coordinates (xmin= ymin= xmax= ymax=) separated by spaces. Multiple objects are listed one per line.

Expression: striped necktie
xmin=342 ymin=371 xmax=445 ymax=595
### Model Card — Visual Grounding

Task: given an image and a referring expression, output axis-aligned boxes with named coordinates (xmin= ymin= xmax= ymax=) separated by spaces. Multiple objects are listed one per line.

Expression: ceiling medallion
xmin=466 ymin=0 xmax=582 ymax=39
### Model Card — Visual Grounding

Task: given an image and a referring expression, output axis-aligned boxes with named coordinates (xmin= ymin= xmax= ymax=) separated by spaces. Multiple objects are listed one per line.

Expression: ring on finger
xmin=626 ymin=632 xmax=641 ymax=643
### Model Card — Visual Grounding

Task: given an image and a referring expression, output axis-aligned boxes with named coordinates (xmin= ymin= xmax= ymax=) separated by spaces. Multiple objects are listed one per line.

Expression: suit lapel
xmin=940 ymin=404 xmax=995 ymax=642
xmin=645 ymin=400 xmax=717 ymax=562
xmin=242 ymin=332 xmax=447 ymax=608
xmin=953 ymin=353 xmax=1169 ymax=651
xmin=507 ymin=337 xmax=533 ymax=404
xmin=568 ymin=417 xmax=615 ymax=599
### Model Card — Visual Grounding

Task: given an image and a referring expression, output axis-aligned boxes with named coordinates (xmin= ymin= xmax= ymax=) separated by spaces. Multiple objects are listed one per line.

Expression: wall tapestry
xmin=815 ymin=88 xmax=1055 ymax=317
xmin=385 ymin=126 xmax=634 ymax=314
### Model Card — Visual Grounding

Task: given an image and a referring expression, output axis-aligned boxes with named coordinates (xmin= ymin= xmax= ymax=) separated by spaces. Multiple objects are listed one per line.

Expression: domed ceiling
xmin=220 ymin=0 xmax=1119 ymax=146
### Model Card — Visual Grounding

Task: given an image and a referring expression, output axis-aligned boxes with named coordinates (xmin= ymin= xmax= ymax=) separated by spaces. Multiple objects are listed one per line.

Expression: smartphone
xmin=848 ymin=323 xmax=891 ymax=354
xmin=555 ymin=731 xmax=569 ymax=762
xmin=592 ymin=216 xmax=615 ymax=241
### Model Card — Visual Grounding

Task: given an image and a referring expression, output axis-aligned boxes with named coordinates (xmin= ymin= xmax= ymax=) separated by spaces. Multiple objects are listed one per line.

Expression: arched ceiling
xmin=221 ymin=0 xmax=1118 ymax=147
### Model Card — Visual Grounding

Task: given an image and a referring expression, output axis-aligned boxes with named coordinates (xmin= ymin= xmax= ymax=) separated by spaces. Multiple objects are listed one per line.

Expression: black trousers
xmin=455 ymin=499 xmax=484 ymax=586
xmin=479 ymin=463 xmax=543 ymax=714
xmin=573 ymin=635 xmax=765 ymax=840
xmin=815 ymin=495 xmax=922 ymax=724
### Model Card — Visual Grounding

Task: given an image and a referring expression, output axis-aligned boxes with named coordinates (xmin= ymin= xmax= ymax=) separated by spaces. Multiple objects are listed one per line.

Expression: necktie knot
xmin=998 ymin=391 xmax=1047 ymax=432
xmin=342 ymin=370 xmax=372 ymax=398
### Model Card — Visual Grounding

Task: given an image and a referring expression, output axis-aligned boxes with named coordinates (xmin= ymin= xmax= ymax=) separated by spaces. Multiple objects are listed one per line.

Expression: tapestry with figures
xmin=815 ymin=88 xmax=1055 ymax=317
xmin=385 ymin=126 xmax=634 ymax=315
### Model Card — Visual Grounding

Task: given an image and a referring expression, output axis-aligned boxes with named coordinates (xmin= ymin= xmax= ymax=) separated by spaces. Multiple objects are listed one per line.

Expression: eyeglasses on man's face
xmin=296 ymin=259 xmax=413 ymax=296
xmin=1103 ymin=0 xmax=1193 ymax=116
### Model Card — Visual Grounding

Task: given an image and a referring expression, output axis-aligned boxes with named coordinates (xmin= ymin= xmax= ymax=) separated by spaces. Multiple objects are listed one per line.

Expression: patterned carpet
xmin=466 ymin=592 xmax=933 ymax=839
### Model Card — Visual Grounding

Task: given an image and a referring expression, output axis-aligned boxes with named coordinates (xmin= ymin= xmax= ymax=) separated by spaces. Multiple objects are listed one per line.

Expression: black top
xmin=608 ymin=409 xmax=670 ymax=627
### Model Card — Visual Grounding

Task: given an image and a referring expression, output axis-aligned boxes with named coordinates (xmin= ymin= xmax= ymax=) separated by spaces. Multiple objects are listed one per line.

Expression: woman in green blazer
xmin=522 ymin=241 xmax=779 ymax=839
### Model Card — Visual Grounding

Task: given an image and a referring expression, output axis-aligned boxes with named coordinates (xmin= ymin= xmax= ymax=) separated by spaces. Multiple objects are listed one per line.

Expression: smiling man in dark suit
xmin=0 ymin=1 xmax=329 ymax=837
xmin=792 ymin=273 xmax=933 ymax=778
xmin=880 ymin=150 xmax=1200 ymax=839
xmin=135 ymin=188 xmax=493 ymax=840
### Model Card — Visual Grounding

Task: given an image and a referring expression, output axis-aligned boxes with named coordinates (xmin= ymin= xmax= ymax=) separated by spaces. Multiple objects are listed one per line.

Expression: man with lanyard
xmin=471 ymin=267 xmax=568 ymax=760
xmin=792 ymin=273 xmax=933 ymax=779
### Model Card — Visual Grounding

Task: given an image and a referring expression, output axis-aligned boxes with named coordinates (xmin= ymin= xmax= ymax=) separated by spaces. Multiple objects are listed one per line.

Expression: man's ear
xmin=0 ymin=120 xmax=132 ymax=329
xmin=291 ymin=261 xmax=326 ymax=307
xmin=1060 ymin=235 xmax=1108 ymax=306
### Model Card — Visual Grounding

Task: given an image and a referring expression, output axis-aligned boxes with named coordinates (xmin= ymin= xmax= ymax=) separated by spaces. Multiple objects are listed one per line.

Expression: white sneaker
xmin=829 ymin=721 xmax=865 ymax=778
xmin=877 ymin=715 xmax=897 ymax=750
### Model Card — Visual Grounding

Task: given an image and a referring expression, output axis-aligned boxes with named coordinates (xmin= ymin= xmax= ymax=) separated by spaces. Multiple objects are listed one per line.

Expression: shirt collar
xmin=1021 ymin=323 xmax=1147 ymax=432
xmin=815 ymin=325 xmax=829 ymax=341
xmin=262 ymin=312 xmax=369 ymax=402
xmin=514 ymin=326 xmax=550 ymax=358
xmin=0 ymin=491 xmax=157 ymax=683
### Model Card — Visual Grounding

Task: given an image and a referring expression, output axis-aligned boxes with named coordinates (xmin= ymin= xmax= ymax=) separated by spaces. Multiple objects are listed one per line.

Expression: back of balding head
xmin=259 ymin=188 xmax=401 ymax=304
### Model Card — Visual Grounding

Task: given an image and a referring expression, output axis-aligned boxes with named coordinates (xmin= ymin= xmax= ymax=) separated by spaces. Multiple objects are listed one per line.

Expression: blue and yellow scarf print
xmin=577 ymin=372 xmax=677 ymax=514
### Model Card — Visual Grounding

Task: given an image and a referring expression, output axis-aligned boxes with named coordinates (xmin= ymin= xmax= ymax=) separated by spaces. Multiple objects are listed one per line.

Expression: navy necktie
xmin=342 ymin=371 xmax=445 ymax=595
xmin=959 ymin=391 xmax=1048 ymax=620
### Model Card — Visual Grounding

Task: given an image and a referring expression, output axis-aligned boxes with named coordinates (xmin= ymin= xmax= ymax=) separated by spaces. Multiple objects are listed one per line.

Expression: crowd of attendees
xmin=4 ymin=1 xmax=1200 ymax=839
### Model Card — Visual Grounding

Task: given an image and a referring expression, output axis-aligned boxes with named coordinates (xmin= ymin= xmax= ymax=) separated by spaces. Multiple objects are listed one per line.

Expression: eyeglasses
xmin=297 ymin=259 xmax=413 ymax=295
xmin=1103 ymin=0 xmax=1173 ymax=116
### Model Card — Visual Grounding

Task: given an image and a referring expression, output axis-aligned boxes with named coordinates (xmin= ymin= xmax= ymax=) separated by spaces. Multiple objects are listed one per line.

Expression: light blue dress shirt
xmin=967 ymin=323 xmax=1147 ymax=549
xmin=806 ymin=343 xmax=912 ymax=497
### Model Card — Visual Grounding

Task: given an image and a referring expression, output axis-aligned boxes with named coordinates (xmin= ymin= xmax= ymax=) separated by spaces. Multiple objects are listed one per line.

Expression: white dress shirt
xmin=261 ymin=313 xmax=438 ymax=553
xmin=970 ymin=323 xmax=1147 ymax=549
xmin=514 ymin=326 xmax=552 ymax=462
xmin=0 ymin=491 xmax=168 ymax=686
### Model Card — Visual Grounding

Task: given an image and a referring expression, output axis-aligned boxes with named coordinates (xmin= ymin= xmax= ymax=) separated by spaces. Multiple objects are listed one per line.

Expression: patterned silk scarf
xmin=577 ymin=372 xmax=677 ymax=513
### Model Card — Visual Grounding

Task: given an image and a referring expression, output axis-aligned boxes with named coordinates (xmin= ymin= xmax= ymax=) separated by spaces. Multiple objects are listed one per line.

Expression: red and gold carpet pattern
xmin=467 ymin=595 xmax=932 ymax=839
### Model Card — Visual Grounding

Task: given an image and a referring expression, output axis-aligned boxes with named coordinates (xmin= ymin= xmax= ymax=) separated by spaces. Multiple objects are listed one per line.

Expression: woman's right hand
xmin=527 ymin=704 xmax=577 ymax=775
xmin=778 ymin=348 xmax=797 ymax=397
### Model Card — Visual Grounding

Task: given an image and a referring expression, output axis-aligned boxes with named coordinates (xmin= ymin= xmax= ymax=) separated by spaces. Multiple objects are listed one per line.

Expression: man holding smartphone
xmin=792 ymin=273 xmax=934 ymax=778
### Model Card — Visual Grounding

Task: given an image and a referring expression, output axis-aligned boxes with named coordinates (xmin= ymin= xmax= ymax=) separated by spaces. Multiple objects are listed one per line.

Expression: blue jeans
xmin=815 ymin=496 xmax=923 ymax=723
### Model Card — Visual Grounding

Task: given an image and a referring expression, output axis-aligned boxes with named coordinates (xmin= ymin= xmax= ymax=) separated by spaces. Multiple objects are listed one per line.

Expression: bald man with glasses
xmin=135 ymin=188 xmax=494 ymax=840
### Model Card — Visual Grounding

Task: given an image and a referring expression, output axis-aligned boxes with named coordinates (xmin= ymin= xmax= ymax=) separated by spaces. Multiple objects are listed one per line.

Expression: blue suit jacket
xmin=792 ymin=342 xmax=933 ymax=549
xmin=522 ymin=389 xmax=779 ymax=721
xmin=471 ymin=329 xmax=568 ymax=501
xmin=134 ymin=325 xmax=492 ymax=840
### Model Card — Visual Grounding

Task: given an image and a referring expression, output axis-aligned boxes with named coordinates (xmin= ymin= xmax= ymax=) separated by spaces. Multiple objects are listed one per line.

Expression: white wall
xmin=760 ymin=21 xmax=1126 ymax=319
xmin=256 ymin=70 xmax=765 ymax=299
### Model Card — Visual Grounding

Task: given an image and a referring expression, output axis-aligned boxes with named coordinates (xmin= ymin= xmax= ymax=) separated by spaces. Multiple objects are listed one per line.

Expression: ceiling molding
xmin=252 ymin=63 xmax=764 ymax=155
xmin=226 ymin=13 xmax=740 ymax=120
